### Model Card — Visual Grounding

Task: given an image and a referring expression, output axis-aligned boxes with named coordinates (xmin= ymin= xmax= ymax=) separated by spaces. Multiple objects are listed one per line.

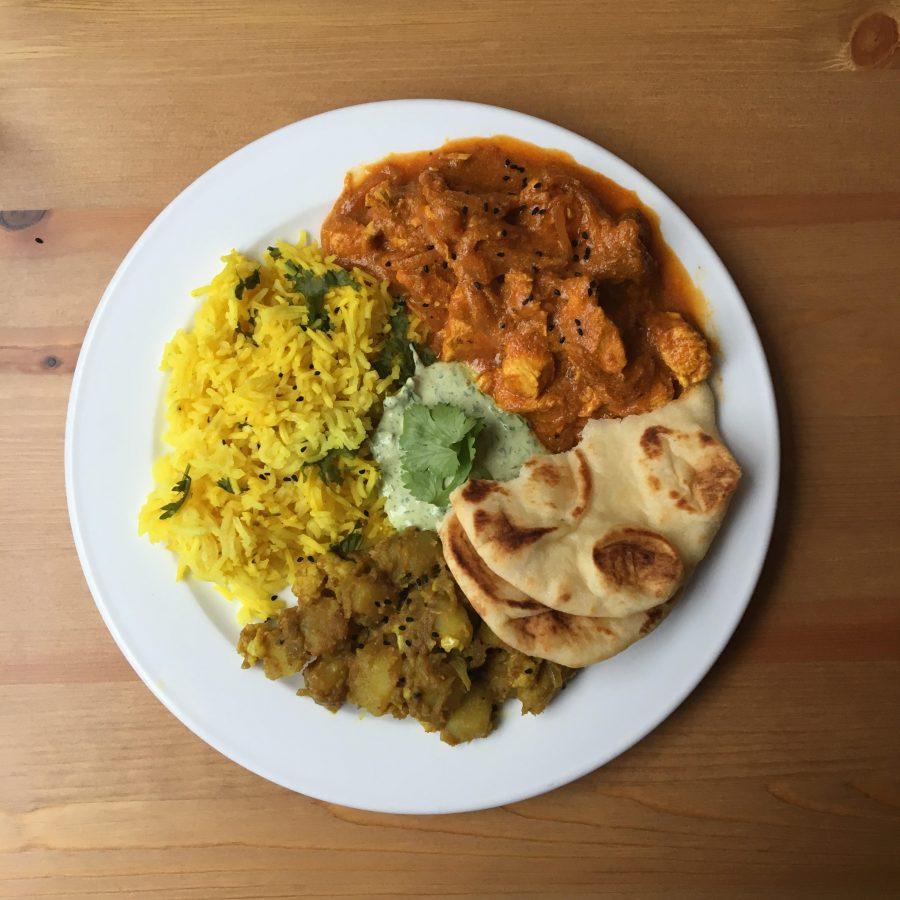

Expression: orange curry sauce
xmin=323 ymin=137 xmax=710 ymax=451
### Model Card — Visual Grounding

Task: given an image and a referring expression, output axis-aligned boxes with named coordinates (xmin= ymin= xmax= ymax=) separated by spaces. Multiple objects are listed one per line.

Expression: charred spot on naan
xmin=639 ymin=600 xmax=673 ymax=636
xmin=692 ymin=453 xmax=741 ymax=512
xmin=570 ymin=449 xmax=592 ymax=519
xmin=460 ymin=480 xmax=508 ymax=504
xmin=444 ymin=515 xmax=544 ymax=618
xmin=640 ymin=425 xmax=673 ymax=459
xmin=529 ymin=461 xmax=562 ymax=486
xmin=472 ymin=509 xmax=555 ymax=551
xmin=592 ymin=527 xmax=683 ymax=597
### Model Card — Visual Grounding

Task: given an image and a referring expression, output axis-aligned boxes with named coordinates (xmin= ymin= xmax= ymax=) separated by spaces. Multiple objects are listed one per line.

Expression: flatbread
xmin=449 ymin=383 xmax=740 ymax=618
xmin=440 ymin=514 xmax=672 ymax=667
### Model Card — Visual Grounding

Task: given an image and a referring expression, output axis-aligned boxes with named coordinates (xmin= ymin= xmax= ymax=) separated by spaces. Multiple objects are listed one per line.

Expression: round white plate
xmin=66 ymin=100 xmax=778 ymax=814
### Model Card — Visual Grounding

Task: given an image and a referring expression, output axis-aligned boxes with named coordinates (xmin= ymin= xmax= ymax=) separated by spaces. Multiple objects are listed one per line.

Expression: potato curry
xmin=239 ymin=530 xmax=574 ymax=745
xmin=323 ymin=137 xmax=711 ymax=451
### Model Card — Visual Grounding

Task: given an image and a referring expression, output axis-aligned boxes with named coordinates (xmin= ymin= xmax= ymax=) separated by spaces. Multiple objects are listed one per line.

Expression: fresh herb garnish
xmin=216 ymin=477 xmax=235 ymax=494
xmin=234 ymin=269 xmax=261 ymax=300
xmin=267 ymin=246 xmax=282 ymax=259
xmin=400 ymin=404 xmax=484 ymax=506
xmin=234 ymin=317 xmax=258 ymax=346
xmin=415 ymin=344 xmax=437 ymax=366
xmin=375 ymin=304 xmax=416 ymax=382
xmin=287 ymin=267 xmax=356 ymax=332
xmin=331 ymin=529 xmax=363 ymax=557
xmin=159 ymin=465 xmax=192 ymax=519
xmin=306 ymin=447 xmax=348 ymax=485
xmin=374 ymin=301 xmax=437 ymax=383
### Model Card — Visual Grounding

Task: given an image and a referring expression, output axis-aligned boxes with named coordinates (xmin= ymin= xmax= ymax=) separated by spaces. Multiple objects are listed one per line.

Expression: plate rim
xmin=65 ymin=98 xmax=780 ymax=814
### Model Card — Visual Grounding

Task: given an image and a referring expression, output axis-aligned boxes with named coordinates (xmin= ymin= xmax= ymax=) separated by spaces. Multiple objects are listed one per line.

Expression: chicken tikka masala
xmin=323 ymin=137 xmax=711 ymax=451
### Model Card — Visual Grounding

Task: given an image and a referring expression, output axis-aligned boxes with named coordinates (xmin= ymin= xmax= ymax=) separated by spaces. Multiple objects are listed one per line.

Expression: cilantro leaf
xmin=415 ymin=343 xmax=437 ymax=366
xmin=331 ymin=529 xmax=363 ymax=557
xmin=216 ymin=477 xmax=235 ymax=494
xmin=234 ymin=268 xmax=260 ymax=300
xmin=159 ymin=465 xmax=191 ymax=519
xmin=288 ymin=266 xmax=356 ymax=332
xmin=399 ymin=404 xmax=484 ymax=506
xmin=267 ymin=246 xmax=282 ymax=259
xmin=306 ymin=447 xmax=347 ymax=485
xmin=374 ymin=304 xmax=416 ymax=382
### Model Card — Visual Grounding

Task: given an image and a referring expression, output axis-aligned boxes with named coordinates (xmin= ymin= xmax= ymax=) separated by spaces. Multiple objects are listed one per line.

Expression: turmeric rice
xmin=138 ymin=236 xmax=406 ymax=621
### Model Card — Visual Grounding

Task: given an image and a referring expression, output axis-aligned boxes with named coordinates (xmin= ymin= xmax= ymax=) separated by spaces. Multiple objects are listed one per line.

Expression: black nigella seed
xmin=405 ymin=639 xmax=412 ymax=647
xmin=577 ymin=328 xmax=584 ymax=336
xmin=461 ymin=205 xmax=468 ymax=215
xmin=405 ymin=616 xmax=414 ymax=622
xmin=492 ymin=207 xmax=499 ymax=214
xmin=271 ymin=594 xmax=277 ymax=600
xmin=496 ymin=251 xmax=505 ymax=257
xmin=426 ymin=243 xmax=434 ymax=250
xmin=525 ymin=667 xmax=534 ymax=674
xmin=575 ymin=318 xmax=581 ymax=326
xmin=474 ymin=281 xmax=483 ymax=290
xmin=583 ymin=247 xmax=592 ymax=260
xmin=385 ymin=260 xmax=391 ymax=267
xmin=581 ymin=231 xmax=589 ymax=240
xmin=483 ymin=201 xmax=489 ymax=212
xmin=553 ymin=288 xmax=561 ymax=296
xmin=307 ymin=555 xmax=314 ymax=562
xmin=399 ymin=625 xmax=406 ymax=631
xmin=431 ymin=631 xmax=439 ymax=638
xmin=423 ymin=265 xmax=429 ymax=273
xmin=502 ymin=175 xmax=510 ymax=181
xmin=534 ymin=182 xmax=542 ymax=189
xmin=559 ymin=336 xmax=566 ymax=344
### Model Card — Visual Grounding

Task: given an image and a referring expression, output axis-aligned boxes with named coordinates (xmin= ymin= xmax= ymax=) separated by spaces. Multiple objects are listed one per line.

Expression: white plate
xmin=66 ymin=100 xmax=778 ymax=814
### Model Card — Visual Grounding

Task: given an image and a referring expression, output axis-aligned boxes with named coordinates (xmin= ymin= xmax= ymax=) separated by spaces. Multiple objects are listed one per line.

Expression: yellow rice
xmin=138 ymin=236 xmax=402 ymax=622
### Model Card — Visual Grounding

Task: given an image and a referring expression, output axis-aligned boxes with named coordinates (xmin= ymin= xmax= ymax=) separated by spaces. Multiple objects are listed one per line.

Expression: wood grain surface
xmin=2 ymin=1 xmax=899 ymax=896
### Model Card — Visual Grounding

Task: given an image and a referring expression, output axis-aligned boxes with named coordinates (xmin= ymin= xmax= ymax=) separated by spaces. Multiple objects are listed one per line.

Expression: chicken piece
xmin=578 ymin=202 xmax=651 ymax=283
xmin=439 ymin=284 xmax=498 ymax=361
xmin=493 ymin=322 xmax=555 ymax=408
xmin=645 ymin=310 xmax=711 ymax=386
xmin=557 ymin=278 xmax=626 ymax=374
xmin=501 ymin=270 xmax=534 ymax=311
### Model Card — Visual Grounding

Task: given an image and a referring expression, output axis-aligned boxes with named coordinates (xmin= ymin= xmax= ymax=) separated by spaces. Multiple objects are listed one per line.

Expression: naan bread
xmin=440 ymin=514 xmax=672 ymax=667
xmin=449 ymin=383 xmax=740 ymax=618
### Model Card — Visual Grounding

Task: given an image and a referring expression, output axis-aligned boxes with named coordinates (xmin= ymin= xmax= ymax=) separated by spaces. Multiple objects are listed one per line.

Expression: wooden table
xmin=2 ymin=2 xmax=899 ymax=896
